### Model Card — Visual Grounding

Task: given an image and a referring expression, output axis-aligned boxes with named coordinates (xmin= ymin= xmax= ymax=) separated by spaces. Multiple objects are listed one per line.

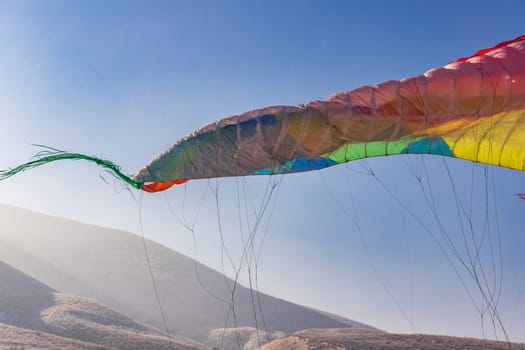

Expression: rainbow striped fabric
xmin=134 ymin=36 xmax=525 ymax=192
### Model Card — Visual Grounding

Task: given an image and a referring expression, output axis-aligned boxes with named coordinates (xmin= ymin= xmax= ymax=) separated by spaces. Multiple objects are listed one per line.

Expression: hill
xmin=260 ymin=328 xmax=525 ymax=350
xmin=0 ymin=259 xmax=204 ymax=350
xmin=0 ymin=204 xmax=377 ymax=348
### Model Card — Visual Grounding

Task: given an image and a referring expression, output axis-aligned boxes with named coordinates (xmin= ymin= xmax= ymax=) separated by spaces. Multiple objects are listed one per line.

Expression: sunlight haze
xmin=0 ymin=0 xmax=524 ymax=343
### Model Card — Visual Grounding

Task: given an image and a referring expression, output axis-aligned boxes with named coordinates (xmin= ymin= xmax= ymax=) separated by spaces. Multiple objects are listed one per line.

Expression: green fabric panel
xmin=324 ymin=136 xmax=415 ymax=163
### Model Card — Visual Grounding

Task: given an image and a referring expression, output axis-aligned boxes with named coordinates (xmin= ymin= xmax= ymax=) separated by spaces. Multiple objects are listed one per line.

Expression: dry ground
xmin=260 ymin=328 xmax=525 ymax=350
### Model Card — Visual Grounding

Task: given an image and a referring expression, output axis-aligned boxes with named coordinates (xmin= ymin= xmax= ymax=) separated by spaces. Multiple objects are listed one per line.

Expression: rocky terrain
xmin=260 ymin=328 xmax=525 ymax=350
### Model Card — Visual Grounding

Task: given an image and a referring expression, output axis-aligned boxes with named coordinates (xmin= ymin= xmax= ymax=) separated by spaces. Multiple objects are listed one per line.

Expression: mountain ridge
xmin=0 ymin=204 xmax=378 ymax=347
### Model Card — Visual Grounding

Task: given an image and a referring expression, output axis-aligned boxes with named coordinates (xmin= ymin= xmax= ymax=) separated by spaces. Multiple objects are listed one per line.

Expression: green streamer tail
xmin=0 ymin=145 xmax=143 ymax=190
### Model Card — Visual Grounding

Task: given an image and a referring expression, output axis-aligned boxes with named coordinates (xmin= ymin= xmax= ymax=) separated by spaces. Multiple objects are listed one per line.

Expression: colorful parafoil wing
xmin=1 ymin=35 xmax=524 ymax=193
xmin=134 ymin=35 xmax=525 ymax=192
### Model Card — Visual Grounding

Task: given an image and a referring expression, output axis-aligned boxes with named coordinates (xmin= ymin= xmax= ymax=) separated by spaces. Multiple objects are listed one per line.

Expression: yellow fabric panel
xmin=438 ymin=110 xmax=525 ymax=171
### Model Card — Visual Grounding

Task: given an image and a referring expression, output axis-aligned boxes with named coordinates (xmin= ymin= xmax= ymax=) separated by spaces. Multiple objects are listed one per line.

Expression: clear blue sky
xmin=0 ymin=0 xmax=524 ymax=342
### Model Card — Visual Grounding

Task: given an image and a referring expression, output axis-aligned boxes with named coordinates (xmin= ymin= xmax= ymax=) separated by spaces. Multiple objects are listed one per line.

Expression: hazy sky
xmin=0 ymin=0 xmax=524 ymax=342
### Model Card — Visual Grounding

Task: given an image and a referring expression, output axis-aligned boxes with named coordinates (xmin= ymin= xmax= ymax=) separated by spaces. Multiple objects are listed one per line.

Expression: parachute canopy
xmin=134 ymin=35 xmax=525 ymax=192
xmin=1 ymin=36 xmax=524 ymax=193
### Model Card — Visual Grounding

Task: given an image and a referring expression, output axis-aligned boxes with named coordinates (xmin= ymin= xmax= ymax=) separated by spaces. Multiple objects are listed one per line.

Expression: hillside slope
xmin=260 ymin=328 xmax=525 ymax=350
xmin=0 ymin=260 xmax=204 ymax=350
xmin=0 ymin=204 xmax=377 ymax=346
